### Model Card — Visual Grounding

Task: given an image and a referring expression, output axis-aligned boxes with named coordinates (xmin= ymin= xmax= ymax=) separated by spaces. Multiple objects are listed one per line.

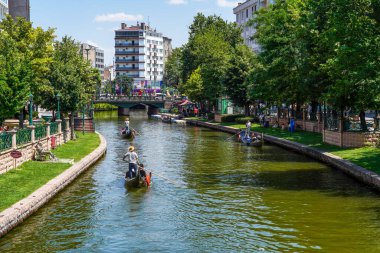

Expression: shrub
xmin=235 ymin=116 xmax=255 ymax=124
xmin=221 ymin=114 xmax=244 ymax=122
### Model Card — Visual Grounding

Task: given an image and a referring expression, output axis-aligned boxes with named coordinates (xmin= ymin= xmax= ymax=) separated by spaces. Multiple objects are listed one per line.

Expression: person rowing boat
xmin=123 ymin=146 xmax=139 ymax=179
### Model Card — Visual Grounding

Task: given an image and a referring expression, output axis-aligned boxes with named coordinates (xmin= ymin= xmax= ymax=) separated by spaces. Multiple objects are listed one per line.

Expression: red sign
xmin=10 ymin=150 xmax=22 ymax=159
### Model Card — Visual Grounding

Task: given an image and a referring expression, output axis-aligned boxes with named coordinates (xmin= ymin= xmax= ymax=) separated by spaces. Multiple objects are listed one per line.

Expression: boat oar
xmin=225 ymin=130 xmax=242 ymax=141
xmin=131 ymin=128 xmax=141 ymax=136
xmin=148 ymin=170 xmax=184 ymax=188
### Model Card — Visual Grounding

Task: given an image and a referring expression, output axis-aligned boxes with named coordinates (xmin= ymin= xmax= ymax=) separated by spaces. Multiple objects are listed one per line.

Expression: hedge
xmin=221 ymin=114 xmax=244 ymax=122
xmin=235 ymin=117 xmax=255 ymax=124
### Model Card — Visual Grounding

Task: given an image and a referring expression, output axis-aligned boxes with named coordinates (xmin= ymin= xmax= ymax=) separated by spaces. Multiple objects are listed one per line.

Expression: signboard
xmin=10 ymin=150 xmax=22 ymax=159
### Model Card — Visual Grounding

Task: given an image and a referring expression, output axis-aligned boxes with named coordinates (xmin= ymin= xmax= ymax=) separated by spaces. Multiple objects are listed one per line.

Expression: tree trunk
xmin=244 ymin=103 xmax=250 ymax=116
xmin=359 ymin=110 xmax=367 ymax=131
xmin=19 ymin=108 xmax=24 ymax=129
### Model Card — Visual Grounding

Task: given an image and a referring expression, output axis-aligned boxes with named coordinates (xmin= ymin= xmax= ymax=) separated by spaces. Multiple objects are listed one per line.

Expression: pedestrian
xmin=123 ymin=146 xmax=139 ymax=178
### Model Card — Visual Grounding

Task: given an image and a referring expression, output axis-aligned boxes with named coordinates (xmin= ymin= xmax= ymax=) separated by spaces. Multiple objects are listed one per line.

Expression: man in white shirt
xmin=245 ymin=120 xmax=252 ymax=138
xmin=123 ymin=146 xmax=139 ymax=178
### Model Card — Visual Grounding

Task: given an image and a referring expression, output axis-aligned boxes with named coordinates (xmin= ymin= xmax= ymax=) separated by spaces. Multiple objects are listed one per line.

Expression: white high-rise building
xmin=115 ymin=22 xmax=171 ymax=88
xmin=0 ymin=0 xmax=8 ymax=21
xmin=233 ymin=0 xmax=275 ymax=51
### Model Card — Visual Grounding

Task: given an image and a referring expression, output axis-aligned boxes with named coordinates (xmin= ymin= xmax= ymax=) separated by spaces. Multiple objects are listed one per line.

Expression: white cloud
xmin=167 ymin=0 xmax=188 ymax=5
xmin=94 ymin=13 xmax=144 ymax=22
xmin=216 ymin=0 xmax=239 ymax=8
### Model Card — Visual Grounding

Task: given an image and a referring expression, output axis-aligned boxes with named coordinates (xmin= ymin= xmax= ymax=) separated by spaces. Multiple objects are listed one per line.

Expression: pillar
xmin=9 ymin=129 xmax=17 ymax=149
xmin=27 ymin=125 xmax=35 ymax=143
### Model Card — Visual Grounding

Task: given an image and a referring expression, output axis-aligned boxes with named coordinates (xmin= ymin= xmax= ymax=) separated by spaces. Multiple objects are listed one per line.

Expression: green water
xmin=0 ymin=111 xmax=379 ymax=252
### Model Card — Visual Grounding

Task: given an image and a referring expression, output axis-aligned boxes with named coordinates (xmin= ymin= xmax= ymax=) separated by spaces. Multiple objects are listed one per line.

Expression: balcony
xmin=115 ymin=50 xmax=140 ymax=55
xmin=115 ymin=59 xmax=144 ymax=63
xmin=116 ymin=67 xmax=145 ymax=71
xmin=115 ymin=42 xmax=140 ymax=47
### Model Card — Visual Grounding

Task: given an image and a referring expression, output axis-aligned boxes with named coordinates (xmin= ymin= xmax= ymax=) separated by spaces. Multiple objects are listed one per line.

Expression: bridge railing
xmin=95 ymin=95 xmax=176 ymax=102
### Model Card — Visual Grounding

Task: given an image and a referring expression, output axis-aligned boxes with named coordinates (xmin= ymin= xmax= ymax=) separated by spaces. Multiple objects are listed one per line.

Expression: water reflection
xmin=0 ymin=111 xmax=379 ymax=253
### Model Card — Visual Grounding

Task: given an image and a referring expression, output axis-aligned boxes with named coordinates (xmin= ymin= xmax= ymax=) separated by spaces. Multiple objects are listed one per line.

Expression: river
xmin=0 ymin=111 xmax=379 ymax=252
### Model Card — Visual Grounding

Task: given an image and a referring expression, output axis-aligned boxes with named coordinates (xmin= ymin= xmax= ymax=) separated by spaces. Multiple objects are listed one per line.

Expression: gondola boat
xmin=125 ymin=169 xmax=152 ymax=188
xmin=239 ymin=130 xmax=253 ymax=146
xmin=121 ymin=128 xmax=135 ymax=139
xmin=239 ymin=131 xmax=263 ymax=147
xmin=161 ymin=116 xmax=172 ymax=124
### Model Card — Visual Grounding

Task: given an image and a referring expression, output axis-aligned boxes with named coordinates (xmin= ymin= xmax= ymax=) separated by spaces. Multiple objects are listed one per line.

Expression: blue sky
xmin=31 ymin=0 xmax=238 ymax=65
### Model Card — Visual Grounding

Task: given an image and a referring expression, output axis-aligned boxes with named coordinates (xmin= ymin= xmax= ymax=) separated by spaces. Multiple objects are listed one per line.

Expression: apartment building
xmin=80 ymin=43 xmax=105 ymax=80
xmin=233 ymin=0 xmax=275 ymax=51
xmin=0 ymin=0 xmax=8 ymax=21
xmin=115 ymin=22 xmax=172 ymax=88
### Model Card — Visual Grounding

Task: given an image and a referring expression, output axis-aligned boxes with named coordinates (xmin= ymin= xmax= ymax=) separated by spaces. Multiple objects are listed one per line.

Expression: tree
xmin=114 ymin=75 xmax=133 ymax=95
xmin=181 ymin=67 xmax=205 ymax=102
xmin=247 ymin=0 xmax=309 ymax=109
xmin=224 ymin=45 xmax=256 ymax=116
xmin=0 ymin=16 xmax=55 ymax=122
xmin=181 ymin=13 xmax=242 ymax=84
xmin=163 ymin=47 xmax=183 ymax=88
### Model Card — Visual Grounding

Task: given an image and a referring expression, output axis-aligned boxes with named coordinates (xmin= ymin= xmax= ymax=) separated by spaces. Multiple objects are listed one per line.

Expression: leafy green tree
xmin=163 ymin=47 xmax=183 ymax=88
xmin=181 ymin=13 xmax=242 ymax=85
xmin=181 ymin=67 xmax=204 ymax=102
xmin=224 ymin=45 xmax=256 ymax=116
xmin=0 ymin=16 xmax=55 ymax=122
xmin=114 ymin=75 xmax=133 ymax=95
xmin=248 ymin=0 xmax=308 ymax=109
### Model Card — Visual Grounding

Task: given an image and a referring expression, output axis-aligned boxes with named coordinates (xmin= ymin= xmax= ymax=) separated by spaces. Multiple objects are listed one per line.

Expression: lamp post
xmin=85 ymin=45 xmax=91 ymax=61
xmin=29 ymin=93 xmax=33 ymax=126
xmin=56 ymin=92 xmax=61 ymax=120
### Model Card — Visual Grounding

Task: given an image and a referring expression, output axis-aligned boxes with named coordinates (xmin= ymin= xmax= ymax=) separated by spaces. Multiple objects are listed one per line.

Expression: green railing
xmin=16 ymin=128 xmax=32 ymax=146
xmin=35 ymin=125 xmax=47 ymax=140
xmin=0 ymin=132 xmax=12 ymax=152
xmin=50 ymin=122 xmax=58 ymax=135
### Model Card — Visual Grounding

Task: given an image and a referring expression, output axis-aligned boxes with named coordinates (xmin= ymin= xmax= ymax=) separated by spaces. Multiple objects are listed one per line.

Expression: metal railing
xmin=0 ymin=132 xmax=12 ymax=152
xmin=35 ymin=125 xmax=47 ymax=140
xmin=16 ymin=128 xmax=32 ymax=146
xmin=50 ymin=122 xmax=58 ymax=135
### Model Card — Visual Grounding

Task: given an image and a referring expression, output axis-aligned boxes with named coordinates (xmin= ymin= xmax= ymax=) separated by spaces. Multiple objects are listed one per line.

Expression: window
xmin=246 ymin=9 xmax=248 ymax=18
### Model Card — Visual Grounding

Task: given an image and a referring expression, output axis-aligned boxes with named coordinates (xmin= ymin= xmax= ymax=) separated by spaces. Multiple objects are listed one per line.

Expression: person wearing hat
xmin=123 ymin=146 xmax=139 ymax=178
xmin=124 ymin=118 xmax=130 ymax=132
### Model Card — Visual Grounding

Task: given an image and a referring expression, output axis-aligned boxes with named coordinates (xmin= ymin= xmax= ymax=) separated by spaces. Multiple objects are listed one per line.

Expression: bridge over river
xmin=93 ymin=95 xmax=178 ymax=115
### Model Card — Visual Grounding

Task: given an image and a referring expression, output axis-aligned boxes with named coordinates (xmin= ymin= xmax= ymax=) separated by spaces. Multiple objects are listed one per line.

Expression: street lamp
xmin=82 ymin=106 xmax=85 ymax=135
xmin=56 ymin=92 xmax=61 ymax=120
xmin=28 ymin=93 xmax=33 ymax=126
xmin=85 ymin=45 xmax=91 ymax=61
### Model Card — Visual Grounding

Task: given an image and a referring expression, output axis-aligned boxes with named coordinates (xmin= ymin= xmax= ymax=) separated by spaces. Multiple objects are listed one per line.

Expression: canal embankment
xmin=0 ymin=132 xmax=107 ymax=238
xmin=186 ymin=119 xmax=380 ymax=191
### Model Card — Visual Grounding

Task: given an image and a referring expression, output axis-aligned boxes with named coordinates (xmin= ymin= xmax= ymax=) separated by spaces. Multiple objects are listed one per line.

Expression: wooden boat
xmin=125 ymin=169 xmax=152 ymax=188
xmin=239 ymin=130 xmax=253 ymax=146
xmin=121 ymin=128 xmax=135 ymax=139
xmin=239 ymin=131 xmax=264 ymax=147
xmin=161 ymin=116 xmax=172 ymax=124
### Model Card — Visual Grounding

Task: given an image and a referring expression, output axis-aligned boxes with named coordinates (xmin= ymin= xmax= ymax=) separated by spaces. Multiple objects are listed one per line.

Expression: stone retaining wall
xmin=323 ymin=130 xmax=380 ymax=148
xmin=0 ymin=132 xmax=107 ymax=238
xmin=186 ymin=120 xmax=380 ymax=191
xmin=0 ymin=128 xmax=72 ymax=175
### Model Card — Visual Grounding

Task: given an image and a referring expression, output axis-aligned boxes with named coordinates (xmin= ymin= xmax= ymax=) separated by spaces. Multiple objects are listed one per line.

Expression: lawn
xmin=0 ymin=132 xmax=100 ymax=211
xmin=219 ymin=122 xmax=380 ymax=174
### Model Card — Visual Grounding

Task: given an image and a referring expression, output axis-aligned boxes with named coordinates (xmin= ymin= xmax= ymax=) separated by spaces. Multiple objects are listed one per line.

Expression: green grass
xmin=0 ymin=132 xmax=100 ymax=211
xmin=53 ymin=132 xmax=100 ymax=162
xmin=219 ymin=122 xmax=380 ymax=174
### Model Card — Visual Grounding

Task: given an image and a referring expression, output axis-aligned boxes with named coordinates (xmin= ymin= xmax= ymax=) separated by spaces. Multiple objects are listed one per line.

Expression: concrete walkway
xmin=186 ymin=119 xmax=380 ymax=191
xmin=0 ymin=133 xmax=107 ymax=238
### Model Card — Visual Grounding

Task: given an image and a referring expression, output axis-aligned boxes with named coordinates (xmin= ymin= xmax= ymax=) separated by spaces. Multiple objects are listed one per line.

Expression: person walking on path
xmin=123 ymin=146 xmax=139 ymax=178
